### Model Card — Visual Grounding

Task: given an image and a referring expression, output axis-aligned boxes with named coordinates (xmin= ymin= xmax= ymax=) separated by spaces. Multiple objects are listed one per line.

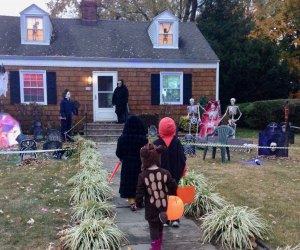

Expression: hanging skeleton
xmin=0 ymin=65 xmax=8 ymax=97
xmin=162 ymin=23 xmax=172 ymax=44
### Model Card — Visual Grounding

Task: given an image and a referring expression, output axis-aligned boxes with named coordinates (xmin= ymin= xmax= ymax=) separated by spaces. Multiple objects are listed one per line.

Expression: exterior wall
xmin=1 ymin=66 xmax=216 ymax=133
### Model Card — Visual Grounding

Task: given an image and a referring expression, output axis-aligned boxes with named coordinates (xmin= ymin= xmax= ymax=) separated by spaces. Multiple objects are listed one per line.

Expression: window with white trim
xmin=26 ymin=17 xmax=44 ymax=41
xmin=20 ymin=70 xmax=47 ymax=104
xmin=160 ymin=72 xmax=183 ymax=104
xmin=159 ymin=23 xmax=173 ymax=45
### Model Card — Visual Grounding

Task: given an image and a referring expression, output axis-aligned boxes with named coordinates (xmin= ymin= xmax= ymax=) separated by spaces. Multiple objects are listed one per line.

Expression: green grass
xmin=0 ymin=155 xmax=78 ymax=250
xmin=187 ymin=128 xmax=300 ymax=248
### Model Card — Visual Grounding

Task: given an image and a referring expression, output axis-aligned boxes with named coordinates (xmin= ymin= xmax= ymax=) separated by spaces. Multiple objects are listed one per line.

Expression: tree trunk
xmin=183 ymin=0 xmax=192 ymax=22
xmin=190 ymin=0 xmax=198 ymax=22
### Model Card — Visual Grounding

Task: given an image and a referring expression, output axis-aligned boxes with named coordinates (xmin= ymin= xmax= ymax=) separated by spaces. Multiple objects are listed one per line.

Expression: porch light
xmin=85 ymin=76 xmax=93 ymax=91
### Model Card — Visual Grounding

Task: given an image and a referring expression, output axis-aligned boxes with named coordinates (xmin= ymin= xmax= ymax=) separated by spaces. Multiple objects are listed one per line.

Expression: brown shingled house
xmin=0 ymin=1 xmax=219 ymax=133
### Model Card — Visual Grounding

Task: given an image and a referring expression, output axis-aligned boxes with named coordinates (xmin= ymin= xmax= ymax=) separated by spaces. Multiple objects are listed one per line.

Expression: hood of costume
xmin=140 ymin=143 xmax=165 ymax=169
xmin=122 ymin=115 xmax=146 ymax=136
xmin=158 ymin=117 xmax=176 ymax=147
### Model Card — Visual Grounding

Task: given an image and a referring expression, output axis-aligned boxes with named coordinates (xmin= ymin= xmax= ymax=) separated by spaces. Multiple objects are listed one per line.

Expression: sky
xmin=0 ymin=0 xmax=50 ymax=16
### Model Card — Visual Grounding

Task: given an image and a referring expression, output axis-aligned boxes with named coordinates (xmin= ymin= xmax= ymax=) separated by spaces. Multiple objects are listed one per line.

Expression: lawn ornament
xmin=0 ymin=113 xmax=21 ymax=148
xmin=0 ymin=64 xmax=8 ymax=97
xmin=220 ymin=98 xmax=242 ymax=139
xmin=166 ymin=195 xmax=184 ymax=220
xmin=258 ymin=122 xmax=288 ymax=157
xmin=177 ymin=186 xmax=195 ymax=204
xmin=182 ymin=134 xmax=196 ymax=156
xmin=43 ymin=129 xmax=64 ymax=159
xmin=199 ymin=100 xmax=221 ymax=138
xmin=187 ymin=98 xmax=200 ymax=136
xmin=19 ymin=139 xmax=37 ymax=160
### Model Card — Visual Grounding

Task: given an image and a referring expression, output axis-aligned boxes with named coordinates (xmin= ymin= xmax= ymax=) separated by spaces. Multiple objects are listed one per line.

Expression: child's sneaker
xmin=171 ymin=220 xmax=179 ymax=227
xmin=130 ymin=204 xmax=137 ymax=212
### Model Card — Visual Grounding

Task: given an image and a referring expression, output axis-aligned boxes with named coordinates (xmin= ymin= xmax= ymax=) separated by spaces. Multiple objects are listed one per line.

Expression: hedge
xmin=239 ymin=99 xmax=300 ymax=130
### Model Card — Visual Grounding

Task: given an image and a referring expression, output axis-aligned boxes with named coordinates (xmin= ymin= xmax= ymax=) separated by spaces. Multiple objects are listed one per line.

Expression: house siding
xmin=2 ymin=66 xmax=216 ymax=133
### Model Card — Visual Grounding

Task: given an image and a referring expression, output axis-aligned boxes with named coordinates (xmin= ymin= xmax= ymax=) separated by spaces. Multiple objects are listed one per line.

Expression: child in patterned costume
xmin=136 ymin=143 xmax=177 ymax=250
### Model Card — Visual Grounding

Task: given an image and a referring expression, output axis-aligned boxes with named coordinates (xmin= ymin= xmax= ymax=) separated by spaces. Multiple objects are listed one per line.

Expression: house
xmin=0 ymin=0 xmax=219 ymax=132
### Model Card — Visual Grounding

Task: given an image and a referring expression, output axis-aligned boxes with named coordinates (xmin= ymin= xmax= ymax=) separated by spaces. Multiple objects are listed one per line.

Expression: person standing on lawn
xmin=112 ymin=79 xmax=129 ymax=124
xmin=153 ymin=117 xmax=186 ymax=227
xmin=136 ymin=143 xmax=177 ymax=250
xmin=60 ymin=89 xmax=78 ymax=142
xmin=116 ymin=115 xmax=148 ymax=211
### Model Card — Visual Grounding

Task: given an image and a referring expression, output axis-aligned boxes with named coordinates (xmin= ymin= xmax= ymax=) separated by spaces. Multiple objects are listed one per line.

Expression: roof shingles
xmin=0 ymin=16 xmax=219 ymax=62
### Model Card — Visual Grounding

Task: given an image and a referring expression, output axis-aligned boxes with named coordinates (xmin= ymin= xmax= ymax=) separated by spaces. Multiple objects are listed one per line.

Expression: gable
xmin=20 ymin=4 xmax=53 ymax=45
xmin=148 ymin=10 xmax=179 ymax=49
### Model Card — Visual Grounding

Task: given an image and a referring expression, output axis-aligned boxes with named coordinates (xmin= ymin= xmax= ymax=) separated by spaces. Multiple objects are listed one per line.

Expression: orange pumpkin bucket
xmin=166 ymin=195 xmax=184 ymax=221
xmin=176 ymin=186 xmax=195 ymax=204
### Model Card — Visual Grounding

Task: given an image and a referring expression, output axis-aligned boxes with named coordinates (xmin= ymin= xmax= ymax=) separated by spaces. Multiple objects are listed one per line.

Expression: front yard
xmin=0 ymin=156 xmax=78 ymax=249
xmin=187 ymin=129 xmax=300 ymax=248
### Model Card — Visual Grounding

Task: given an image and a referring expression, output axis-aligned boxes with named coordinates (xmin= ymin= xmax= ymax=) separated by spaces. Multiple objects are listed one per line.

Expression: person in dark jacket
xmin=153 ymin=117 xmax=186 ymax=227
xmin=136 ymin=143 xmax=177 ymax=250
xmin=60 ymin=89 xmax=77 ymax=142
xmin=116 ymin=115 xmax=148 ymax=211
xmin=112 ymin=79 xmax=128 ymax=124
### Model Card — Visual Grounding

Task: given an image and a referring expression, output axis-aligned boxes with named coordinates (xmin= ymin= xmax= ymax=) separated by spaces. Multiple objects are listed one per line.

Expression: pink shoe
xmin=150 ymin=239 xmax=161 ymax=250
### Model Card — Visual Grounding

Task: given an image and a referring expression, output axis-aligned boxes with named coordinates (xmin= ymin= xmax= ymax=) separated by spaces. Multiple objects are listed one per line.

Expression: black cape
xmin=153 ymin=137 xmax=186 ymax=183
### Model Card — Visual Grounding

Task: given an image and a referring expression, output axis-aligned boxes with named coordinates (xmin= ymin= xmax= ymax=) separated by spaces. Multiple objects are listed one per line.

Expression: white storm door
xmin=93 ymin=71 xmax=117 ymax=121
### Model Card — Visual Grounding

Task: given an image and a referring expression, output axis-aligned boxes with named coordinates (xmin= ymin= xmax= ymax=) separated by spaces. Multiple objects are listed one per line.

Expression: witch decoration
xmin=0 ymin=65 xmax=8 ymax=97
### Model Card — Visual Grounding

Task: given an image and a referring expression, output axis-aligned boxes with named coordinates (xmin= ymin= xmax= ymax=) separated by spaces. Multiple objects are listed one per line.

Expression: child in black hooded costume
xmin=136 ymin=143 xmax=177 ymax=250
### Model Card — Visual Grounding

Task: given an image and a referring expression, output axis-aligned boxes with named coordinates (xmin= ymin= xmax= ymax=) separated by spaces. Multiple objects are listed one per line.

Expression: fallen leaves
xmin=27 ymin=218 xmax=35 ymax=225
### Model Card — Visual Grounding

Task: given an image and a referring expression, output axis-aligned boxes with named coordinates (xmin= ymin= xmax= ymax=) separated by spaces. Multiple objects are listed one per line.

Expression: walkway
xmin=98 ymin=143 xmax=217 ymax=250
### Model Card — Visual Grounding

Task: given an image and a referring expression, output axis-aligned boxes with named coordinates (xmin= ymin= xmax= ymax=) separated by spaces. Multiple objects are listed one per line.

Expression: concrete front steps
xmin=84 ymin=122 xmax=124 ymax=143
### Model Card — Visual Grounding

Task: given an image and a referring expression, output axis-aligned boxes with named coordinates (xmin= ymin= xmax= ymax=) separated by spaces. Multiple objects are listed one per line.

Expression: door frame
xmin=92 ymin=71 xmax=118 ymax=122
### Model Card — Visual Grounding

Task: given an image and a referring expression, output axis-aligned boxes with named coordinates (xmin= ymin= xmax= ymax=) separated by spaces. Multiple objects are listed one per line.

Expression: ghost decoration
xmin=0 ymin=65 xmax=8 ymax=97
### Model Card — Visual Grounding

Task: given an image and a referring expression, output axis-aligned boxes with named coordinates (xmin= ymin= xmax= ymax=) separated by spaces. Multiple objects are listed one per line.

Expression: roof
xmin=0 ymin=16 xmax=219 ymax=63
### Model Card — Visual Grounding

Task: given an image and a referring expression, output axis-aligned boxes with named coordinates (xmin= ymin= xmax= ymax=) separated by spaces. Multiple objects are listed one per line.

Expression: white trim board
xmin=0 ymin=58 xmax=218 ymax=69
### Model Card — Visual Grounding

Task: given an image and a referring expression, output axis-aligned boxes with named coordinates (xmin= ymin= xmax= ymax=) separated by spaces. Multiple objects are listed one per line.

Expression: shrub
xmin=182 ymin=171 xmax=226 ymax=217
xmin=178 ymin=116 xmax=198 ymax=133
xmin=239 ymin=99 xmax=300 ymax=129
xmin=276 ymin=244 xmax=300 ymax=250
xmin=61 ymin=218 xmax=126 ymax=250
xmin=70 ymin=179 xmax=113 ymax=204
xmin=138 ymin=113 xmax=159 ymax=133
xmin=67 ymin=168 xmax=108 ymax=187
xmin=201 ymin=205 xmax=271 ymax=249
xmin=71 ymin=200 xmax=115 ymax=222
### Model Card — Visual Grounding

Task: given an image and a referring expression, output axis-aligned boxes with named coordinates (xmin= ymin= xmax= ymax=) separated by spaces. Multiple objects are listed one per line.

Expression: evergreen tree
xmin=197 ymin=0 xmax=298 ymax=105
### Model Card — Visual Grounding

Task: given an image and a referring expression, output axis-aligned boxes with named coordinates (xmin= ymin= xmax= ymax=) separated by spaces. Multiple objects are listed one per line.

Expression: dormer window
xmin=20 ymin=4 xmax=52 ymax=45
xmin=27 ymin=17 xmax=44 ymax=41
xmin=148 ymin=10 xmax=179 ymax=49
xmin=159 ymin=23 xmax=173 ymax=45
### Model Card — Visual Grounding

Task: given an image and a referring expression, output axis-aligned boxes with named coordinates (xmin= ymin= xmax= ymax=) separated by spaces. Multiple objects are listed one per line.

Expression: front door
xmin=93 ymin=71 xmax=117 ymax=121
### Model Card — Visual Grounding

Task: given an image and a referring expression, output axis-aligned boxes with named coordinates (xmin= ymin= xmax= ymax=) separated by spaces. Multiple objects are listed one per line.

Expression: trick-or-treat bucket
xmin=166 ymin=195 xmax=184 ymax=221
xmin=176 ymin=186 xmax=195 ymax=204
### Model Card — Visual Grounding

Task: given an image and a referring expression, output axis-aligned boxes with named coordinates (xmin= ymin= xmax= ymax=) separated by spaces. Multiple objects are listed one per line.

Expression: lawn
xmin=0 ymin=154 xmax=78 ymax=250
xmin=187 ymin=128 xmax=300 ymax=248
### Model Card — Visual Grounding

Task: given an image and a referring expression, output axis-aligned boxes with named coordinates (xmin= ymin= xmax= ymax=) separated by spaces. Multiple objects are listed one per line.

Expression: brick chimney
xmin=80 ymin=0 xmax=97 ymax=25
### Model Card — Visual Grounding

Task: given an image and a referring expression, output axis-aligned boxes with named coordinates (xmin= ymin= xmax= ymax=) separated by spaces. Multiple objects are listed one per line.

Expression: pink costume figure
xmin=199 ymin=101 xmax=221 ymax=138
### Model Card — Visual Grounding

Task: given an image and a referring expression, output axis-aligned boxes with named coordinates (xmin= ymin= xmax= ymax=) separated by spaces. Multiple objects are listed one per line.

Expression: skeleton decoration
xmin=220 ymin=98 xmax=242 ymax=139
xmin=187 ymin=98 xmax=200 ymax=136
xmin=0 ymin=65 xmax=8 ymax=97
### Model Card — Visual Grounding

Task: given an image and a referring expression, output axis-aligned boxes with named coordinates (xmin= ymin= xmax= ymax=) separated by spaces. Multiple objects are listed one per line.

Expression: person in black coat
xmin=116 ymin=115 xmax=148 ymax=211
xmin=60 ymin=89 xmax=78 ymax=142
xmin=153 ymin=117 xmax=186 ymax=227
xmin=112 ymin=79 xmax=128 ymax=124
